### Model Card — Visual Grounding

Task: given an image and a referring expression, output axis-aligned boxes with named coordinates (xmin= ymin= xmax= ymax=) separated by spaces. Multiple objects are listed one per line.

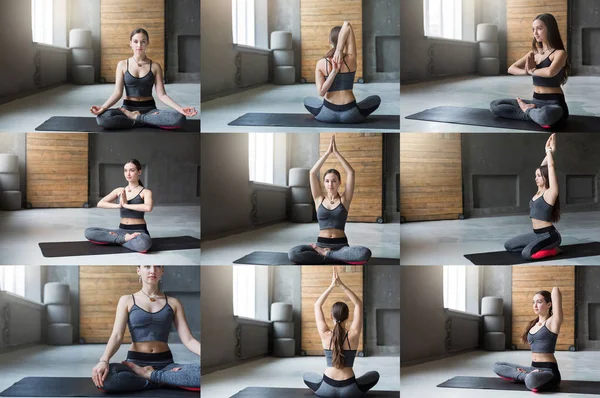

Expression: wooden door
xmin=400 ymin=133 xmax=462 ymax=221
xmin=511 ymin=266 xmax=575 ymax=350
xmin=300 ymin=0 xmax=363 ymax=82
xmin=26 ymin=133 xmax=88 ymax=208
xmin=100 ymin=0 xmax=165 ymax=82
xmin=79 ymin=266 xmax=139 ymax=343
xmin=319 ymin=133 xmax=382 ymax=222
xmin=301 ymin=266 xmax=364 ymax=355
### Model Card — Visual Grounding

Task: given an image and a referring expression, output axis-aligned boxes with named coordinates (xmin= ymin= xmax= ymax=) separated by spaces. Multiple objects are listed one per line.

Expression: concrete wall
xmin=385 ymin=133 xmax=400 ymax=222
xmin=363 ymin=0 xmax=401 ymax=82
xmin=0 ymin=291 xmax=44 ymax=354
xmin=366 ymin=265 xmax=400 ymax=355
xmin=477 ymin=0 xmax=507 ymax=73
xmin=0 ymin=133 xmax=27 ymax=207
xmin=481 ymin=265 xmax=512 ymax=349
xmin=576 ymin=266 xmax=600 ymax=350
xmin=272 ymin=266 xmax=302 ymax=354
xmin=166 ymin=0 xmax=201 ymax=83
xmin=163 ymin=266 xmax=201 ymax=342
xmin=68 ymin=0 xmax=101 ymax=82
xmin=89 ymin=133 xmax=201 ymax=205
xmin=43 ymin=266 xmax=80 ymax=342
xmin=267 ymin=0 xmax=301 ymax=82
xmin=462 ymin=134 xmax=600 ymax=218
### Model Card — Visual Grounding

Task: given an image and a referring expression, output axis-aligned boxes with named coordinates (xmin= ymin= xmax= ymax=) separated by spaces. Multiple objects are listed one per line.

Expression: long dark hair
xmin=126 ymin=158 xmax=144 ymax=187
xmin=330 ymin=301 xmax=349 ymax=369
xmin=538 ymin=165 xmax=560 ymax=222
xmin=521 ymin=290 xmax=552 ymax=344
xmin=324 ymin=26 xmax=342 ymax=59
xmin=532 ymin=14 xmax=570 ymax=85
xmin=130 ymin=28 xmax=150 ymax=43
xmin=323 ymin=168 xmax=341 ymax=182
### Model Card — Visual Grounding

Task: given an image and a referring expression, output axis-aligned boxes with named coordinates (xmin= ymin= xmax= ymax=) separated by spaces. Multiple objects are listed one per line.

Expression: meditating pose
xmin=303 ymin=268 xmax=379 ymax=397
xmin=504 ymin=134 xmax=561 ymax=260
xmin=493 ymin=287 xmax=562 ymax=392
xmin=91 ymin=265 xmax=200 ymax=393
xmin=288 ymin=135 xmax=372 ymax=264
xmin=490 ymin=14 xmax=570 ymax=128
xmin=90 ymin=28 xmax=197 ymax=129
xmin=304 ymin=22 xmax=380 ymax=123
xmin=84 ymin=159 xmax=153 ymax=253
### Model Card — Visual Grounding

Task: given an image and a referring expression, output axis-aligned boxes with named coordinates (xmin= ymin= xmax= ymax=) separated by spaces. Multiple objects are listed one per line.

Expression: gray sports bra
xmin=325 ymin=57 xmax=355 ymax=92
xmin=128 ymin=294 xmax=174 ymax=343
xmin=324 ymin=331 xmax=357 ymax=368
xmin=528 ymin=322 xmax=558 ymax=353
xmin=317 ymin=201 xmax=348 ymax=230
xmin=529 ymin=195 xmax=553 ymax=222
xmin=532 ymin=49 xmax=564 ymax=88
xmin=120 ymin=188 xmax=145 ymax=219
xmin=124 ymin=58 xmax=154 ymax=97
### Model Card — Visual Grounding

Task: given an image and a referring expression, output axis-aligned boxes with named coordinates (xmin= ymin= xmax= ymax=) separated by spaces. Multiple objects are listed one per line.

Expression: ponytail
xmin=330 ymin=301 xmax=349 ymax=369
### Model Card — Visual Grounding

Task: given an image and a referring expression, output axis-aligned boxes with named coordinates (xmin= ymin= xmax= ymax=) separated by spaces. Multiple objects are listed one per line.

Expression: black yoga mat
xmin=39 ymin=236 xmax=200 ymax=258
xmin=35 ymin=116 xmax=200 ymax=133
xmin=231 ymin=387 xmax=399 ymax=397
xmin=464 ymin=242 xmax=600 ymax=265
xmin=233 ymin=251 xmax=399 ymax=265
xmin=228 ymin=113 xmax=400 ymax=130
xmin=405 ymin=106 xmax=600 ymax=132
xmin=0 ymin=377 xmax=199 ymax=397
xmin=438 ymin=376 xmax=600 ymax=394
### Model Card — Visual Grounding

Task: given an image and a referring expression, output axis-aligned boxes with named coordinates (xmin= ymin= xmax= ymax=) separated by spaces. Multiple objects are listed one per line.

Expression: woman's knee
xmin=490 ymin=99 xmax=502 ymax=112
xmin=359 ymin=247 xmax=372 ymax=261
xmin=524 ymin=372 xmax=554 ymax=391
xmin=84 ymin=227 xmax=96 ymax=240
xmin=288 ymin=246 xmax=304 ymax=263
xmin=137 ymin=235 xmax=152 ymax=252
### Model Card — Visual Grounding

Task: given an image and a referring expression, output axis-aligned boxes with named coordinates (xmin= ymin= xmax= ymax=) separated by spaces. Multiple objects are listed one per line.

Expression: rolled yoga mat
xmin=231 ymin=387 xmax=399 ymax=397
xmin=464 ymin=242 xmax=600 ymax=265
xmin=0 ymin=377 xmax=199 ymax=397
xmin=437 ymin=376 xmax=600 ymax=394
xmin=39 ymin=236 xmax=200 ymax=258
xmin=36 ymin=117 xmax=200 ymax=133
xmin=229 ymin=113 xmax=400 ymax=130
xmin=233 ymin=251 xmax=399 ymax=265
xmin=406 ymin=106 xmax=600 ymax=132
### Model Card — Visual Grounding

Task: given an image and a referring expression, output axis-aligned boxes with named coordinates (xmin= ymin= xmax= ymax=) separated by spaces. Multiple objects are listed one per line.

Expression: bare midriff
xmin=120 ymin=217 xmax=147 ymax=226
xmin=319 ymin=228 xmax=346 ymax=239
xmin=532 ymin=352 xmax=557 ymax=363
xmin=130 ymin=341 xmax=170 ymax=354
xmin=124 ymin=96 xmax=154 ymax=102
xmin=531 ymin=218 xmax=553 ymax=230
xmin=324 ymin=89 xmax=356 ymax=106
xmin=324 ymin=366 xmax=355 ymax=380
xmin=533 ymin=85 xmax=563 ymax=95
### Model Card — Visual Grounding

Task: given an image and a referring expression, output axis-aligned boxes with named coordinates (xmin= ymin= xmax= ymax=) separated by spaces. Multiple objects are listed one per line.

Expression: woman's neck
xmin=141 ymin=285 xmax=160 ymax=296
xmin=538 ymin=314 xmax=549 ymax=324
xmin=127 ymin=182 xmax=141 ymax=191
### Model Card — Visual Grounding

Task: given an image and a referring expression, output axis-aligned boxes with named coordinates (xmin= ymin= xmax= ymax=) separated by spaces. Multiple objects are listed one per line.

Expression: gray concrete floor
xmin=201 ymin=83 xmax=400 ymax=132
xmin=0 ymin=83 xmax=201 ymax=133
xmin=400 ymin=211 xmax=600 ymax=265
xmin=400 ymin=75 xmax=600 ymax=132
xmin=401 ymin=350 xmax=599 ymax=398
xmin=201 ymin=222 xmax=400 ymax=265
xmin=203 ymin=356 xmax=400 ymax=397
xmin=0 ymin=343 xmax=199 ymax=398
xmin=0 ymin=205 xmax=200 ymax=265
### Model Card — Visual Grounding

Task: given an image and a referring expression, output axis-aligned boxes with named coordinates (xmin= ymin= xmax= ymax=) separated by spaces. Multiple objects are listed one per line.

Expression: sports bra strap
xmin=131 ymin=293 xmax=136 ymax=305
xmin=165 ymin=294 xmax=168 ymax=304
xmin=328 ymin=330 xmax=350 ymax=350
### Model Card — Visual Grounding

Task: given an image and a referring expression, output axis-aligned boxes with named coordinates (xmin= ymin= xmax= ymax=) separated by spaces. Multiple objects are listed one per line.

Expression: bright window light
xmin=233 ymin=265 xmax=256 ymax=318
xmin=232 ymin=0 xmax=255 ymax=46
xmin=32 ymin=0 xmax=53 ymax=45
xmin=249 ymin=133 xmax=274 ymax=184
xmin=424 ymin=0 xmax=462 ymax=40
xmin=0 ymin=266 xmax=26 ymax=297
xmin=443 ymin=266 xmax=466 ymax=311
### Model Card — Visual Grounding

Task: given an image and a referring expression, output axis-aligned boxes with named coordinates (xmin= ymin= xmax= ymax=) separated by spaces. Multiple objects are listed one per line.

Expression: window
xmin=232 ymin=0 xmax=256 ymax=46
xmin=233 ymin=265 xmax=269 ymax=320
xmin=249 ymin=133 xmax=274 ymax=184
xmin=443 ymin=266 xmax=466 ymax=311
xmin=424 ymin=0 xmax=462 ymax=40
xmin=0 ymin=266 xmax=26 ymax=297
xmin=32 ymin=0 xmax=53 ymax=45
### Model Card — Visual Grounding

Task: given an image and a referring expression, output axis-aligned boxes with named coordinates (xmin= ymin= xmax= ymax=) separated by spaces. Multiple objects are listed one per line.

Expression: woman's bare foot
xmin=122 ymin=361 xmax=153 ymax=380
xmin=124 ymin=232 xmax=141 ymax=242
xmin=517 ymin=98 xmax=536 ymax=113
xmin=310 ymin=243 xmax=331 ymax=257
xmin=119 ymin=107 xmax=141 ymax=120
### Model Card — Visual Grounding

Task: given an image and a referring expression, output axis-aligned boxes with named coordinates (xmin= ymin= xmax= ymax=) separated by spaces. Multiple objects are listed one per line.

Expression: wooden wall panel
xmin=26 ymin=133 xmax=88 ymax=208
xmin=319 ymin=133 xmax=382 ymax=223
xmin=301 ymin=266 xmax=364 ymax=355
xmin=100 ymin=0 xmax=165 ymax=82
xmin=400 ymin=133 xmax=462 ymax=221
xmin=79 ymin=266 xmax=139 ymax=344
xmin=511 ymin=266 xmax=575 ymax=351
xmin=506 ymin=0 xmax=568 ymax=66
xmin=300 ymin=0 xmax=363 ymax=82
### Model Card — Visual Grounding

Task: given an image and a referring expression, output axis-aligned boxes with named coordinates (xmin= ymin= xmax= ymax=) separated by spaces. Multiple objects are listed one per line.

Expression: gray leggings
xmin=84 ymin=224 xmax=152 ymax=253
xmin=97 ymin=100 xmax=186 ymax=130
xmin=288 ymin=238 xmax=372 ymax=265
xmin=303 ymin=372 xmax=380 ymax=397
xmin=100 ymin=351 xmax=200 ymax=393
xmin=490 ymin=93 xmax=568 ymax=127
xmin=493 ymin=362 xmax=560 ymax=392
xmin=504 ymin=226 xmax=561 ymax=260
xmin=304 ymin=96 xmax=381 ymax=123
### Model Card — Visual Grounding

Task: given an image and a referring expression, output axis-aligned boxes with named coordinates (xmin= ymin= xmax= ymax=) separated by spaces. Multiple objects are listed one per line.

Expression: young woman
xmin=504 ymin=134 xmax=561 ymax=260
xmin=84 ymin=159 xmax=153 ymax=253
xmin=288 ymin=135 xmax=372 ymax=264
xmin=303 ymin=268 xmax=379 ymax=397
xmin=303 ymin=22 xmax=381 ymax=123
xmin=493 ymin=287 xmax=562 ymax=392
xmin=91 ymin=265 xmax=200 ymax=393
xmin=90 ymin=28 xmax=197 ymax=130
xmin=490 ymin=14 xmax=570 ymax=128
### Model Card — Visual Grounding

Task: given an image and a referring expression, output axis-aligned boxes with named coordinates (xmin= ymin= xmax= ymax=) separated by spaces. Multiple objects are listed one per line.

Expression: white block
xmin=47 ymin=323 xmax=73 ymax=345
xmin=484 ymin=332 xmax=505 ymax=351
xmin=273 ymin=49 xmax=294 ymax=66
xmin=476 ymin=24 xmax=498 ymax=42
xmin=69 ymin=29 xmax=92 ymax=48
xmin=478 ymin=57 xmax=500 ymax=76
xmin=273 ymin=321 xmax=294 ymax=339
xmin=270 ymin=31 xmax=292 ymax=50
xmin=72 ymin=65 xmax=95 ymax=85
xmin=483 ymin=315 xmax=505 ymax=332
xmin=291 ymin=204 xmax=313 ymax=223
xmin=289 ymin=168 xmax=310 ymax=187
xmin=0 ymin=154 xmax=18 ymax=173
xmin=0 ymin=173 xmax=19 ymax=191
xmin=274 ymin=66 xmax=295 ymax=85
xmin=273 ymin=338 xmax=295 ymax=357
xmin=71 ymin=48 xmax=94 ymax=66
xmin=0 ymin=191 xmax=21 ymax=210
xmin=291 ymin=187 xmax=311 ymax=204
xmin=479 ymin=41 xmax=499 ymax=58
xmin=481 ymin=297 xmax=503 ymax=316
xmin=271 ymin=303 xmax=293 ymax=322
xmin=44 ymin=283 xmax=70 ymax=305
xmin=46 ymin=304 xmax=71 ymax=324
